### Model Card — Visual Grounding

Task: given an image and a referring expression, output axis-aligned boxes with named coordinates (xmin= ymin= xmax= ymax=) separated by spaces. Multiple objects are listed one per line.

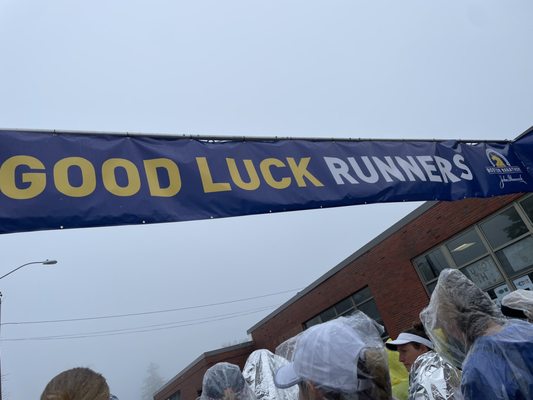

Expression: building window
xmin=446 ymin=228 xmax=487 ymax=267
xmin=413 ymin=248 xmax=448 ymax=288
xmin=413 ymin=194 xmax=533 ymax=305
xmin=461 ymin=256 xmax=503 ymax=289
xmin=480 ymin=207 xmax=529 ymax=248
xmin=521 ymin=196 xmax=533 ymax=223
xmin=303 ymin=286 xmax=387 ymax=337
xmin=167 ymin=392 xmax=180 ymax=400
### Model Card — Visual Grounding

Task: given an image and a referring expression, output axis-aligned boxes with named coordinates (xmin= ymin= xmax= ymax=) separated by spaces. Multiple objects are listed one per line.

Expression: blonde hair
xmin=357 ymin=348 xmax=392 ymax=400
xmin=40 ymin=367 xmax=110 ymax=400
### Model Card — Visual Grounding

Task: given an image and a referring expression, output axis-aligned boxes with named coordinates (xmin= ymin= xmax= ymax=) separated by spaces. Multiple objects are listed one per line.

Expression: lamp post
xmin=0 ymin=259 xmax=57 ymax=400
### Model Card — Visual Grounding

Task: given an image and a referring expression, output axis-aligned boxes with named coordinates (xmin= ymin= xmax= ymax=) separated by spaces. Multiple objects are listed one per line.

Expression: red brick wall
xmin=250 ymin=194 xmax=522 ymax=350
xmin=155 ymin=343 xmax=256 ymax=400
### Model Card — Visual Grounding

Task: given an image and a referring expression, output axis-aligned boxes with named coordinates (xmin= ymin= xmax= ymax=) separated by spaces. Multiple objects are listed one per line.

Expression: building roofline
xmin=155 ymin=340 xmax=255 ymax=397
xmin=513 ymin=125 xmax=533 ymax=141
xmin=247 ymin=201 xmax=437 ymax=334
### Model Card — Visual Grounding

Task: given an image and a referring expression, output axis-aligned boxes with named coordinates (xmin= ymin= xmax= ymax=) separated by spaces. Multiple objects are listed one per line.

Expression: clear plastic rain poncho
xmin=243 ymin=349 xmax=298 ymax=400
xmin=420 ymin=268 xmax=533 ymax=400
xmin=342 ymin=309 xmax=391 ymax=396
xmin=407 ymin=350 xmax=462 ymax=400
xmin=275 ymin=335 xmax=298 ymax=362
xmin=274 ymin=311 xmax=393 ymax=400
xmin=501 ymin=289 xmax=533 ymax=322
xmin=322 ymin=312 xmax=393 ymax=400
xmin=201 ymin=362 xmax=257 ymax=400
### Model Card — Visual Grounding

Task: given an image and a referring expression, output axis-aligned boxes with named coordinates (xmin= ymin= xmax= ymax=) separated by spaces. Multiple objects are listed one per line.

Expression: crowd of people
xmin=196 ymin=269 xmax=533 ymax=400
xmin=40 ymin=269 xmax=533 ymax=400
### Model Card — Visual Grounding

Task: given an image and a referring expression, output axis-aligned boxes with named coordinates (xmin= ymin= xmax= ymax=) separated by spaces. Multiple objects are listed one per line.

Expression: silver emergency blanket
xmin=201 ymin=362 xmax=257 ymax=400
xmin=243 ymin=349 xmax=298 ymax=400
xmin=420 ymin=268 xmax=533 ymax=400
xmin=501 ymin=289 xmax=533 ymax=321
xmin=407 ymin=351 xmax=462 ymax=400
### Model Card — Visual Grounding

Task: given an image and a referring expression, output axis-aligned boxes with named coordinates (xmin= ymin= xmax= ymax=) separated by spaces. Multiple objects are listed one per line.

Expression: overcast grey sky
xmin=0 ymin=1 xmax=532 ymax=399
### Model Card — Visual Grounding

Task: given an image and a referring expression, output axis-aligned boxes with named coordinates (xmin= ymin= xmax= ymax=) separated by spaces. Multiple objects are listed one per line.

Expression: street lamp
xmin=0 ymin=259 xmax=58 ymax=280
xmin=0 ymin=259 xmax=58 ymax=400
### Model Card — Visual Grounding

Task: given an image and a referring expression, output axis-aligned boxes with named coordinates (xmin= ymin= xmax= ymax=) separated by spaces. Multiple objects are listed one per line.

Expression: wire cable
xmin=2 ymin=287 xmax=300 ymax=326
xmin=1 ymin=304 xmax=278 ymax=342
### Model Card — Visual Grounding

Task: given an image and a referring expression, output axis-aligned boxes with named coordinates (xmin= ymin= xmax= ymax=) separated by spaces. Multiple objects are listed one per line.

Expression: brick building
xmin=155 ymin=193 xmax=533 ymax=400
xmin=155 ymin=341 xmax=256 ymax=400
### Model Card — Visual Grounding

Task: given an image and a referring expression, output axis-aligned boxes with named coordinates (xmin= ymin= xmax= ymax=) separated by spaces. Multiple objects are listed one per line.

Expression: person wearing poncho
xmin=501 ymin=289 xmax=533 ymax=322
xmin=274 ymin=312 xmax=393 ymax=400
xmin=243 ymin=349 xmax=298 ymax=400
xmin=201 ymin=362 xmax=257 ymax=400
xmin=420 ymin=268 xmax=533 ymax=400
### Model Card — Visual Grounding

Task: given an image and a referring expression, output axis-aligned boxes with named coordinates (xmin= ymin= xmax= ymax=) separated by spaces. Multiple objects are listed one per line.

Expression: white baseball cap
xmin=274 ymin=318 xmax=370 ymax=393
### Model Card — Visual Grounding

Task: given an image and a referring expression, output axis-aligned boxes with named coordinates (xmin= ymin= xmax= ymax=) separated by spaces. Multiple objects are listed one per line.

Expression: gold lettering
xmin=0 ymin=156 xmax=46 ymax=199
xmin=196 ymin=157 xmax=231 ymax=193
xmin=260 ymin=158 xmax=291 ymax=189
xmin=286 ymin=157 xmax=324 ymax=187
xmin=102 ymin=158 xmax=141 ymax=196
xmin=144 ymin=158 xmax=182 ymax=197
xmin=226 ymin=158 xmax=260 ymax=190
xmin=54 ymin=157 xmax=96 ymax=197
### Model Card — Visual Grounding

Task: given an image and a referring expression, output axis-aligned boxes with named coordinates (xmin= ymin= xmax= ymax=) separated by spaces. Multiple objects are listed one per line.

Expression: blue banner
xmin=0 ymin=129 xmax=532 ymax=234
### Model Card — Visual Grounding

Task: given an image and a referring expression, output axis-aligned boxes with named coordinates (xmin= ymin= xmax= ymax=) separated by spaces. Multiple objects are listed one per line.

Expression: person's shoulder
xmin=465 ymin=322 xmax=533 ymax=370
xmin=411 ymin=351 xmax=445 ymax=376
xmin=505 ymin=319 xmax=533 ymax=332
xmin=497 ymin=320 xmax=533 ymax=343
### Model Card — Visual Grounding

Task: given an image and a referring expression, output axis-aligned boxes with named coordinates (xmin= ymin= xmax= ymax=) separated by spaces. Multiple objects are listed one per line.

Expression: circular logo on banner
xmin=486 ymin=149 xmax=511 ymax=168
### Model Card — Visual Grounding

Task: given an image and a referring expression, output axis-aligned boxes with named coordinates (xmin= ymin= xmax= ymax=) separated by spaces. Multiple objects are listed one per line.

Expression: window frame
xmin=413 ymin=194 xmax=533 ymax=301
xmin=303 ymin=286 xmax=387 ymax=337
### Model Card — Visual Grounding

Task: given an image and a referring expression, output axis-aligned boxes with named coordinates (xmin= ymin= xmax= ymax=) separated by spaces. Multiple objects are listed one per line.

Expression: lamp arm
xmin=0 ymin=262 xmax=41 ymax=280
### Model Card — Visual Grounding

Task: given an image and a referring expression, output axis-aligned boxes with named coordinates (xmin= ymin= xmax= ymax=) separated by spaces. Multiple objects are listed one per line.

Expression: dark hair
xmin=402 ymin=321 xmax=429 ymax=350
xmin=501 ymin=304 xmax=528 ymax=320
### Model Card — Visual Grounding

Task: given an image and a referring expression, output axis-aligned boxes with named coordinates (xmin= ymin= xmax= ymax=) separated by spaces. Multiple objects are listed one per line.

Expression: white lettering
xmin=454 ymin=154 xmax=473 ymax=180
xmin=349 ymin=157 xmax=379 ymax=183
xmin=323 ymin=157 xmax=358 ymax=184
xmin=434 ymin=156 xmax=460 ymax=183
xmin=372 ymin=156 xmax=406 ymax=182
xmin=417 ymin=156 xmax=442 ymax=182
xmin=395 ymin=156 xmax=426 ymax=182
